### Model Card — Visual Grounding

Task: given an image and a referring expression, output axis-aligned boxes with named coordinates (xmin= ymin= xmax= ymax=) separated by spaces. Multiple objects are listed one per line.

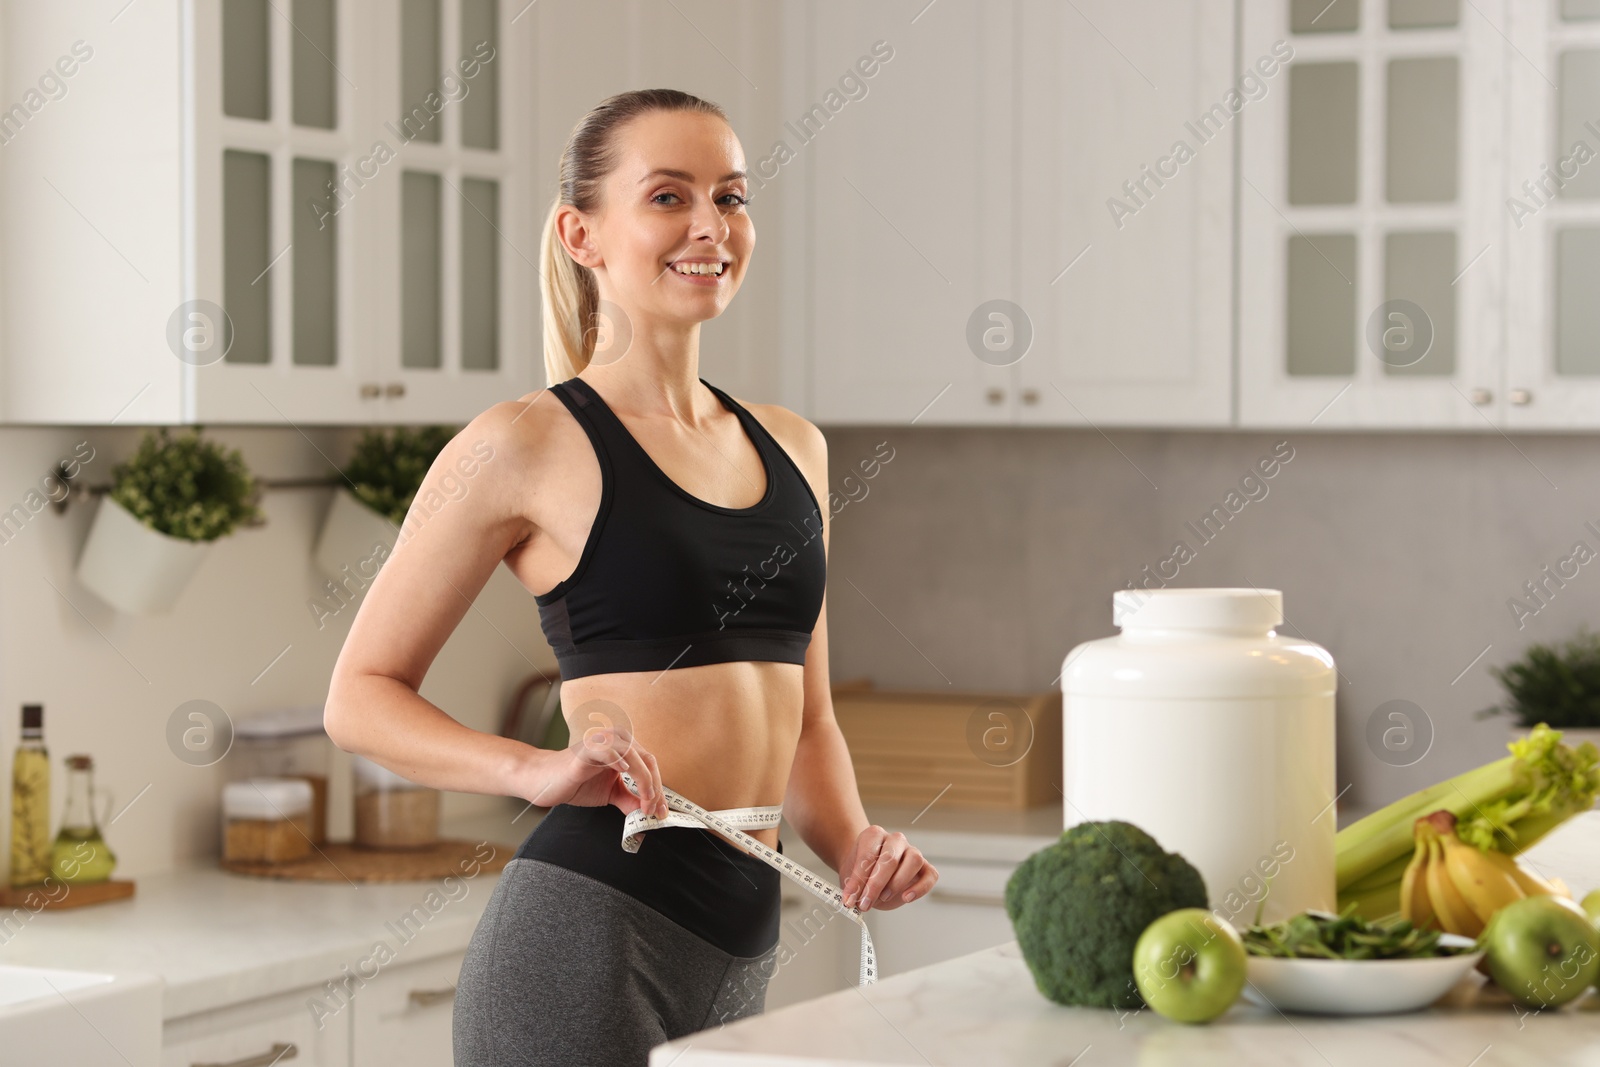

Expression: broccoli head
xmin=1005 ymin=820 xmax=1208 ymax=1009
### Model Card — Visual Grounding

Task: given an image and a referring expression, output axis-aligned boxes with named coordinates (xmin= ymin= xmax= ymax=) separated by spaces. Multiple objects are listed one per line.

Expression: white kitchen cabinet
xmin=1502 ymin=0 xmax=1600 ymax=428
xmin=349 ymin=950 xmax=464 ymax=1067
xmin=163 ymin=983 xmax=352 ymax=1067
xmin=864 ymin=858 xmax=1016 ymax=978
xmin=1013 ymin=0 xmax=1236 ymax=428
xmin=800 ymin=0 xmax=1234 ymax=428
xmin=1238 ymin=0 xmax=1517 ymax=429
xmin=161 ymin=950 xmax=465 ymax=1067
xmin=0 ymin=0 xmax=534 ymax=426
xmin=802 ymin=0 xmax=1016 ymax=425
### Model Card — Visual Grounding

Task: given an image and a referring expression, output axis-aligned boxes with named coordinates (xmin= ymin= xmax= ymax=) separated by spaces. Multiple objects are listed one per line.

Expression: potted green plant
xmin=313 ymin=426 xmax=458 ymax=583
xmin=75 ymin=427 xmax=262 ymax=614
xmin=1480 ymin=628 xmax=1600 ymax=761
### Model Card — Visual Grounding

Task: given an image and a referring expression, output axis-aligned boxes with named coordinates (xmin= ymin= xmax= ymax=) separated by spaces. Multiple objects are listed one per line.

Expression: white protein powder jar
xmin=1060 ymin=587 xmax=1337 ymax=926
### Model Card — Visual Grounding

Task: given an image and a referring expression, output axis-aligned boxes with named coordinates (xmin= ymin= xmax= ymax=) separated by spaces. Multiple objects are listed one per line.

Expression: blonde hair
xmin=540 ymin=89 xmax=729 ymax=386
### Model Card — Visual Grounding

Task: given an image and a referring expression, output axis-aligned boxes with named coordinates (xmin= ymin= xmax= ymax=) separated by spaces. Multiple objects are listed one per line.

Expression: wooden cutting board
xmin=219 ymin=838 xmax=511 ymax=882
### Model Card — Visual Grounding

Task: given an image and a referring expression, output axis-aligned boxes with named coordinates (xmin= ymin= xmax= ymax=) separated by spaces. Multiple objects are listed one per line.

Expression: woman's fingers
xmin=854 ymin=832 xmax=908 ymax=911
xmin=642 ymin=750 xmax=667 ymax=817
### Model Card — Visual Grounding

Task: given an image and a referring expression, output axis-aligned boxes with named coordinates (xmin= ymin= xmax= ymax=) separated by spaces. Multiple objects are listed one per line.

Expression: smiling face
xmin=557 ymin=109 xmax=753 ymax=331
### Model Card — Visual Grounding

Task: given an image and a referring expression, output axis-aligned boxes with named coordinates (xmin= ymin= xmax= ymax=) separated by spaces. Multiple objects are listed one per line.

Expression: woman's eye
xmin=650 ymin=191 xmax=750 ymax=208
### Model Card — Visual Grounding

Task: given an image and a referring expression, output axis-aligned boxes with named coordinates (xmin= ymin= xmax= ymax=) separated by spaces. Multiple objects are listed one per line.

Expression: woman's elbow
xmin=322 ymin=672 xmax=371 ymax=753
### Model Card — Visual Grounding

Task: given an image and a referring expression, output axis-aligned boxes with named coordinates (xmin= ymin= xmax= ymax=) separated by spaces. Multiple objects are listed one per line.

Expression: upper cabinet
xmin=1239 ymin=0 xmax=1600 ymax=430
xmin=1503 ymin=0 xmax=1600 ymax=428
xmin=0 ymin=0 xmax=534 ymax=426
xmin=801 ymin=0 xmax=1018 ymax=426
xmin=1013 ymin=0 xmax=1236 ymax=428
xmin=803 ymin=0 xmax=1236 ymax=427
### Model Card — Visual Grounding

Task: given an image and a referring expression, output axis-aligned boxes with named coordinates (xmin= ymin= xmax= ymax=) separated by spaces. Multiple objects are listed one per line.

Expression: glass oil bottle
xmin=51 ymin=754 xmax=116 ymax=884
xmin=8 ymin=704 xmax=51 ymax=888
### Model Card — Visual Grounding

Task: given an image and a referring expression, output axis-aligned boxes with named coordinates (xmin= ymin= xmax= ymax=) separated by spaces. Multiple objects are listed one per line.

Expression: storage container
xmin=352 ymin=755 xmax=440 ymax=850
xmin=222 ymin=777 xmax=313 ymax=864
xmin=1061 ymin=588 xmax=1336 ymax=925
xmin=233 ymin=706 xmax=331 ymax=845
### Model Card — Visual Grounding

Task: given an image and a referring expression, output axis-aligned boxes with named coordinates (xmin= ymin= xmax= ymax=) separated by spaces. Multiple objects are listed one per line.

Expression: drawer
xmin=350 ymin=951 xmax=465 ymax=1067
xmin=163 ymin=985 xmax=350 ymax=1067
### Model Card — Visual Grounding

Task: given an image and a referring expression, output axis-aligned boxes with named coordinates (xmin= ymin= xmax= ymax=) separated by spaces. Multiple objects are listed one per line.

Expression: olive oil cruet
xmin=51 ymin=754 xmax=117 ymax=884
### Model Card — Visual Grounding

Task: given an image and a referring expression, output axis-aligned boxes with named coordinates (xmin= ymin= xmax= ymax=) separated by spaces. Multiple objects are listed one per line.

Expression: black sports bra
xmin=534 ymin=376 xmax=827 ymax=680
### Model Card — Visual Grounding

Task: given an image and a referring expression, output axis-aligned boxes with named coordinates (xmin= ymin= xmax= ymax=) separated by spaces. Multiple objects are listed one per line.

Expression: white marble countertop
xmin=652 ymin=811 xmax=1600 ymax=1066
xmin=0 ymin=796 xmax=1056 ymax=1021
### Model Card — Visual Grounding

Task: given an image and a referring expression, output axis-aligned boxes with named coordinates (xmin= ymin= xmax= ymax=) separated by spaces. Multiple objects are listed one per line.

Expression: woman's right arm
xmin=322 ymin=399 xmax=668 ymax=820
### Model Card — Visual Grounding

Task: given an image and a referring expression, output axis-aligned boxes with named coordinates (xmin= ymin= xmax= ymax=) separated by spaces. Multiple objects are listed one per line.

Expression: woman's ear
xmin=556 ymin=205 xmax=602 ymax=269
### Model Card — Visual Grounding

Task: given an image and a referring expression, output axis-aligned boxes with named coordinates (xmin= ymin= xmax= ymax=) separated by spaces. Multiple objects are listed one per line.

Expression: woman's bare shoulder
xmin=433 ymin=390 xmax=582 ymax=535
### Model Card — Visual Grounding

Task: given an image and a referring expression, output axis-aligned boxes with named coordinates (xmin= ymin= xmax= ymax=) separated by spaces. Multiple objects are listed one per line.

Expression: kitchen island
xmin=651 ymin=810 xmax=1600 ymax=1066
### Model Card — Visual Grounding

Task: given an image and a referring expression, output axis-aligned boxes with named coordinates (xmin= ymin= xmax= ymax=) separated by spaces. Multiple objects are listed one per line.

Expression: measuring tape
xmin=617 ymin=772 xmax=878 ymax=986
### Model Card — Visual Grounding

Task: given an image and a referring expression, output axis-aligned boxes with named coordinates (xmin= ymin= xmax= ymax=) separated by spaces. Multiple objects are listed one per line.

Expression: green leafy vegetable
xmin=1241 ymin=904 xmax=1473 ymax=960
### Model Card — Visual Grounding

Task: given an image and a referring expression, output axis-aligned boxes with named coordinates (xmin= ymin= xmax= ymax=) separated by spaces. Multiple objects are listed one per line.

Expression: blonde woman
xmin=324 ymin=89 xmax=938 ymax=1066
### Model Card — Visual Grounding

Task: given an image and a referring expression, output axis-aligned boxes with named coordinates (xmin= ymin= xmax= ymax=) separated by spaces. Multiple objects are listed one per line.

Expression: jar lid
xmin=236 ymin=705 xmax=327 ymax=740
xmin=223 ymin=777 xmax=312 ymax=819
xmin=1114 ymin=587 xmax=1283 ymax=632
xmin=352 ymin=754 xmax=425 ymax=790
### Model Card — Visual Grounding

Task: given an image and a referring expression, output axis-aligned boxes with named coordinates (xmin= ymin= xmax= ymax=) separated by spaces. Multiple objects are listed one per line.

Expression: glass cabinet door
xmin=370 ymin=0 xmax=514 ymax=419
xmin=1239 ymin=0 xmax=1506 ymax=427
xmin=198 ymin=0 xmax=370 ymax=423
xmin=1503 ymin=0 xmax=1600 ymax=427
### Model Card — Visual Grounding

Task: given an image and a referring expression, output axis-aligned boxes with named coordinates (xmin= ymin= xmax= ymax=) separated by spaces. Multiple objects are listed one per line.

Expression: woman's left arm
xmin=774 ymin=411 xmax=938 ymax=912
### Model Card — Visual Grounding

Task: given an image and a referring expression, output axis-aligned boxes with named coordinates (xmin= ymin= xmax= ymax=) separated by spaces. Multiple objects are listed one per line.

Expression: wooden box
xmin=831 ymin=680 xmax=1062 ymax=810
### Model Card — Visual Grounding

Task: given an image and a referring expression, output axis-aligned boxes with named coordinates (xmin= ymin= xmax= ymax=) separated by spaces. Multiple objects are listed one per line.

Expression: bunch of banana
xmin=1398 ymin=809 xmax=1569 ymax=938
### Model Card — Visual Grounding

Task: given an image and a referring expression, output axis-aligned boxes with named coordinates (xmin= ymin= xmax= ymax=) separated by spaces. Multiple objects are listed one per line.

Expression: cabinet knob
xmin=1468 ymin=388 xmax=1492 ymax=405
xmin=385 ymin=381 xmax=407 ymax=398
xmin=360 ymin=382 xmax=381 ymax=399
xmin=1509 ymin=388 xmax=1532 ymax=405
xmin=986 ymin=387 xmax=1004 ymax=405
xmin=408 ymin=986 xmax=456 ymax=1007
xmin=1020 ymin=388 xmax=1040 ymax=405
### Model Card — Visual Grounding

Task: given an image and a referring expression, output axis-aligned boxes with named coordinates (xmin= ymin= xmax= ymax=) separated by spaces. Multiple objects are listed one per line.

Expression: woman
xmin=323 ymin=88 xmax=938 ymax=1066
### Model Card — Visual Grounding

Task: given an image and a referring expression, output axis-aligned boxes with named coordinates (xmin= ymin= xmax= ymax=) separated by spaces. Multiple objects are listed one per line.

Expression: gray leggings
xmin=453 ymin=857 xmax=779 ymax=1066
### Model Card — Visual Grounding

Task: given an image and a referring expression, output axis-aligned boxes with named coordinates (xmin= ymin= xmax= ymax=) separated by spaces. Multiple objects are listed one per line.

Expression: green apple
xmin=1581 ymin=888 xmax=1600 ymax=930
xmin=1133 ymin=909 xmax=1247 ymax=1024
xmin=1482 ymin=895 xmax=1600 ymax=1009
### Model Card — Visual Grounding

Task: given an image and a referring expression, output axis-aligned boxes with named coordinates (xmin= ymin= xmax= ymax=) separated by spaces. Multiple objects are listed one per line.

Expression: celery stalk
xmin=1336 ymin=724 xmax=1600 ymax=889
xmin=1335 ymin=756 xmax=1512 ymax=888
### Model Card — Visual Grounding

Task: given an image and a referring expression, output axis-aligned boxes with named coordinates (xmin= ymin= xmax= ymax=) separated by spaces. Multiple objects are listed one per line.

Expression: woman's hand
xmin=520 ymin=724 xmax=670 ymax=819
xmin=838 ymin=825 xmax=938 ymax=912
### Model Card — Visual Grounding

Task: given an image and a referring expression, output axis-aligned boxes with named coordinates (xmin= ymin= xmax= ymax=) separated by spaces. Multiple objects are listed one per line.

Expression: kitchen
xmin=4 ymin=0 xmax=1600 ymax=1064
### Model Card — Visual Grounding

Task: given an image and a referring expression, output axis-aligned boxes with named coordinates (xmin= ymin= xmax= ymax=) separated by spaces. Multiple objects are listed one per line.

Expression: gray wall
xmin=3 ymin=421 xmax=1595 ymax=880
xmin=818 ymin=424 xmax=1600 ymax=816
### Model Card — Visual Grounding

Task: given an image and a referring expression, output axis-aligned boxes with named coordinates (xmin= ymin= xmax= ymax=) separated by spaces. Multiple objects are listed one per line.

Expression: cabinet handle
xmin=360 ymin=382 xmax=382 ymax=399
xmin=385 ymin=381 xmax=407 ymax=398
xmin=985 ymin=387 xmax=1004 ymax=405
xmin=408 ymin=986 xmax=457 ymax=1007
xmin=1509 ymin=388 xmax=1532 ymax=405
xmin=1020 ymin=388 xmax=1039 ymax=405
xmin=1469 ymin=387 xmax=1492 ymax=405
xmin=928 ymin=888 xmax=1006 ymax=907
xmin=192 ymin=1042 xmax=297 ymax=1067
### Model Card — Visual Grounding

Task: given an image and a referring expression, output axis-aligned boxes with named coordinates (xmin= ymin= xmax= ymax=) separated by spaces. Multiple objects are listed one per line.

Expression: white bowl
xmin=1242 ymin=933 xmax=1483 ymax=1015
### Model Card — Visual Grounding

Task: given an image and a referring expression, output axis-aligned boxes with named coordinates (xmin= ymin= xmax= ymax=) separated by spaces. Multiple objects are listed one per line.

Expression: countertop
xmin=0 ymin=796 xmax=1060 ymax=1021
xmin=651 ymin=810 xmax=1600 ymax=1066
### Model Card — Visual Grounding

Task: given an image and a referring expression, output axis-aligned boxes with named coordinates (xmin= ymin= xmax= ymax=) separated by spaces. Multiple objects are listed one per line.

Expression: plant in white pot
xmin=1480 ymin=628 xmax=1600 ymax=796
xmin=313 ymin=425 xmax=458 ymax=585
xmin=76 ymin=427 xmax=263 ymax=614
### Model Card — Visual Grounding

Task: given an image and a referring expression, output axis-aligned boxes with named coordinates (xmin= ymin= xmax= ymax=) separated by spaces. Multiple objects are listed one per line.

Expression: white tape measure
xmin=618 ymin=772 xmax=878 ymax=986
